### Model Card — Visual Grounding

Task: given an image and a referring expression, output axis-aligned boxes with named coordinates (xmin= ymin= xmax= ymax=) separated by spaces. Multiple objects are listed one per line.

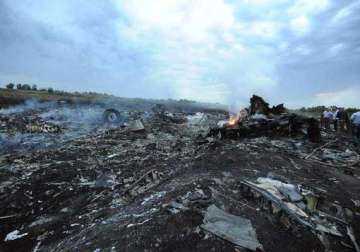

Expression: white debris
xmin=4 ymin=230 xmax=28 ymax=241
xmin=187 ymin=112 xmax=206 ymax=125
xmin=141 ymin=191 xmax=166 ymax=205
xmin=257 ymin=177 xmax=303 ymax=202
xmin=127 ymin=218 xmax=151 ymax=228
xmin=217 ymin=120 xmax=228 ymax=128
xmin=250 ymin=114 xmax=267 ymax=120
xmin=316 ymin=223 xmax=343 ymax=237
xmin=352 ymin=199 xmax=360 ymax=207
xmin=245 ymin=179 xmax=309 ymax=218
xmin=107 ymin=153 xmax=119 ymax=159
xmin=29 ymin=216 xmax=54 ymax=227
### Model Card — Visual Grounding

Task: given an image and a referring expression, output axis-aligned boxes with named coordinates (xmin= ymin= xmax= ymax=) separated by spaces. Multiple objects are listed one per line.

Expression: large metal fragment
xmin=128 ymin=119 xmax=145 ymax=132
xmin=201 ymin=204 xmax=263 ymax=251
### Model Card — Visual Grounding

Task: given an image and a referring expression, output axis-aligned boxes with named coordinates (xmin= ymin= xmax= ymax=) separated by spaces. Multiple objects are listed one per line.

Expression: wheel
xmin=103 ymin=108 xmax=121 ymax=123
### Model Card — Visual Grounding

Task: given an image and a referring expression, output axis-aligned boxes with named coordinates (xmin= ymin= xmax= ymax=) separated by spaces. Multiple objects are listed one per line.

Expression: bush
xmin=16 ymin=83 xmax=22 ymax=89
xmin=6 ymin=83 xmax=14 ymax=89
xmin=47 ymin=88 xmax=54 ymax=93
xmin=346 ymin=108 xmax=359 ymax=116
xmin=31 ymin=84 xmax=37 ymax=91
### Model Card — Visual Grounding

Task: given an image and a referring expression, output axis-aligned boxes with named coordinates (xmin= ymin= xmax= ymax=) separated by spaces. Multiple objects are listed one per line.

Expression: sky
xmin=0 ymin=0 xmax=359 ymax=108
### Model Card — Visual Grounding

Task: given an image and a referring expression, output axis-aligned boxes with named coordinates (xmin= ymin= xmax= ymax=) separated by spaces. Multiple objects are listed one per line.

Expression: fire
xmin=228 ymin=115 xmax=238 ymax=126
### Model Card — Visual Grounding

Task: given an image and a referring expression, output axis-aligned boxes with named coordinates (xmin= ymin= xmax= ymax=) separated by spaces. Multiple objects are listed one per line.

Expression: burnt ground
xmin=1 ymin=106 xmax=360 ymax=252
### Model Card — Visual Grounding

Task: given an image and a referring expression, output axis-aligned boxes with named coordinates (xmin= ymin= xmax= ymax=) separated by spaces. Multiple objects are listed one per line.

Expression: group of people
xmin=321 ymin=108 xmax=349 ymax=131
xmin=321 ymin=108 xmax=360 ymax=146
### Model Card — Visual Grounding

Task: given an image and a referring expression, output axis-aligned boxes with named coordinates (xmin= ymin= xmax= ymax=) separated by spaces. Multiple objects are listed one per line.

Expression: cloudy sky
xmin=0 ymin=0 xmax=359 ymax=108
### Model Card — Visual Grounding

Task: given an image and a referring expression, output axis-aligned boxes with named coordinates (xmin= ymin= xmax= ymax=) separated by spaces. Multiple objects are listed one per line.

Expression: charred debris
xmin=0 ymin=95 xmax=359 ymax=252
xmin=208 ymin=95 xmax=321 ymax=143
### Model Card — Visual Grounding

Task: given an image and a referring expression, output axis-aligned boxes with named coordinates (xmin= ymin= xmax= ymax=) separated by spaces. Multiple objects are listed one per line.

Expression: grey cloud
xmin=0 ymin=0 xmax=159 ymax=97
xmin=0 ymin=0 xmax=359 ymax=107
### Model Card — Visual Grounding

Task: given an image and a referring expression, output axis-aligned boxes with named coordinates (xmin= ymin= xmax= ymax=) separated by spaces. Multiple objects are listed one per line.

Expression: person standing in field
xmin=322 ymin=110 xmax=333 ymax=130
xmin=336 ymin=108 xmax=350 ymax=132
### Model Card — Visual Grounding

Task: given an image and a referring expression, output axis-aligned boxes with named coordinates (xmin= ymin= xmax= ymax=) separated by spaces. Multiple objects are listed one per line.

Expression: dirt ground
xmin=1 ymin=104 xmax=360 ymax=252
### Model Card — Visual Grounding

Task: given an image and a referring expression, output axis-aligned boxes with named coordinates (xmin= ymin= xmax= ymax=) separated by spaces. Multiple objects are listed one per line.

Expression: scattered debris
xmin=304 ymin=139 xmax=338 ymax=159
xmin=201 ymin=204 xmax=263 ymax=251
xmin=240 ymin=174 xmax=360 ymax=250
xmin=0 ymin=214 xmax=18 ymax=220
xmin=4 ymin=230 xmax=28 ymax=242
xmin=0 ymin=96 xmax=359 ymax=252
xmin=347 ymin=226 xmax=360 ymax=252
xmin=125 ymin=169 xmax=163 ymax=197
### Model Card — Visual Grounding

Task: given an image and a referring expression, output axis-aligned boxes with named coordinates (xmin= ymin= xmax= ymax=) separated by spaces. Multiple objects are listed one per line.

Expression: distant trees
xmin=179 ymin=99 xmax=196 ymax=103
xmin=21 ymin=84 xmax=31 ymax=90
xmin=4 ymin=82 xmax=66 ymax=96
xmin=298 ymin=105 xmax=359 ymax=116
xmin=6 ymin=83 xmax=14 ymax=89
xmin=5 ymin=82 xmax=43 ymax=91
xmin=299 ymin=106 xmax=326 ymax=113
xmin=4 ymin=82 xmax=87 ymax=96
xmin=15 ymin=83 xmax=31 ymax=90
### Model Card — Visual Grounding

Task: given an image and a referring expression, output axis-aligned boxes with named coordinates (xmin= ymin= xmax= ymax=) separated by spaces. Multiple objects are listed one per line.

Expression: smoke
xmin=0 ymin=99 xmax=56 ymax=114
xmin=0 ymin=133 xmax=52 ymax=154
xmin=40 ymin=106 xmax=103 ymax=129
xmin=0 ymin=101 xmax=109 ymax=154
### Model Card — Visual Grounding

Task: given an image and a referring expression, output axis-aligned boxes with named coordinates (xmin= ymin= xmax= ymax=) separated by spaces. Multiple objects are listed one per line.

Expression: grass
xmin=0 ymin=88 xmax=106 ymax=108
xmin=0 ymin=88 xmax=228 ymax=114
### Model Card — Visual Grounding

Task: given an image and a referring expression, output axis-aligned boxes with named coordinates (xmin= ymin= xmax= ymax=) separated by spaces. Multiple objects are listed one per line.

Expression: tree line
xmin=5 ymin=83 xmax=54 ymax=93
xmin=4 ymin=82 xmax=111 ymax=97
xmin=299 ymin=106 xmax=358 ymax=115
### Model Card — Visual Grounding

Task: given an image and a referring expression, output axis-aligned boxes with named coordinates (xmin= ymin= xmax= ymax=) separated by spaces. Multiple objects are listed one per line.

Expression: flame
xmin=228 ymin=115 xmax=238 ymax=126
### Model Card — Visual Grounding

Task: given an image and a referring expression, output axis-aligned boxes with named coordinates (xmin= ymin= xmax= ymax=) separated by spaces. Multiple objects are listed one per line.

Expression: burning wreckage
xmin=0 ymin=96 xmax=360 ymax=252
xmin=208 ymin=95 xmax=321 ymax=143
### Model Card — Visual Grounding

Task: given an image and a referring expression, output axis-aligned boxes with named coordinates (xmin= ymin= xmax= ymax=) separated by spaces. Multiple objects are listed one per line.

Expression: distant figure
xmin=333 ymin=108 xmax=339 ymax=131
xmin=336 ymin=108 xmax=350 ymax=132
xmin=322 ymin=110 xmax=333 ymax=130
xmin=351 ymin=111 xmax=360 ymax=146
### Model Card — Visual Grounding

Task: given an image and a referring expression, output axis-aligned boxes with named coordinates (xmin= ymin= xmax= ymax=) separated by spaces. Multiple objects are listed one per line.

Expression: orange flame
xmin=228 ymin=115 xmax=238 ymax=126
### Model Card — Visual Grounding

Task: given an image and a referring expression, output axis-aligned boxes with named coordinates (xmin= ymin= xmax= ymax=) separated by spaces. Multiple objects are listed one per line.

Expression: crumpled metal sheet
xmin=201 ymin=204 xmax=262 ymax=251
xmin=128 ymin=119 xmax=145 ymax=132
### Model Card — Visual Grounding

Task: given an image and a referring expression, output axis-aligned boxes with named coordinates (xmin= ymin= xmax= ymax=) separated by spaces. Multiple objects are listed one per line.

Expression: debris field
xmin=0 ymin=98 xmax=360 ymax=252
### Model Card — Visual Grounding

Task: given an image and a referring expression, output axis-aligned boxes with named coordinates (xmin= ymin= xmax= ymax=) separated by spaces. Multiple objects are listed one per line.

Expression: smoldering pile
xmin=0 ymin=113 xmax=62 ymax=134
xmin=208 ymin=95 xmax=321 ymax=143
xmin=0 ymin=102 xmax=109 ymax=154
